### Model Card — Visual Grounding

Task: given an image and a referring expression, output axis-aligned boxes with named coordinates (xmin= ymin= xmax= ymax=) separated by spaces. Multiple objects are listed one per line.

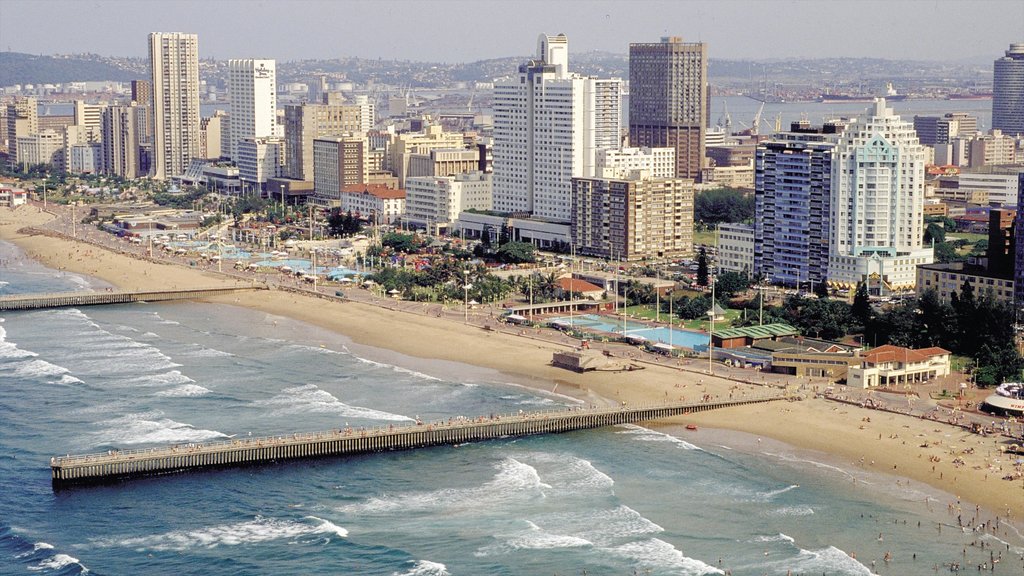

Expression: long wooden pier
xmin=0 ymin=287 xmax=261 ymax=311
xmin=51 ymin=394 xmax=795 ymax=488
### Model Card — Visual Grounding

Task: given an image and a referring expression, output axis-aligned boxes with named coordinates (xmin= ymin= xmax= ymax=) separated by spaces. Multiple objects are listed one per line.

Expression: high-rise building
xmin=6 ymin=97 xmax=38 ymax=168
xmin=1015 ymin=172 xmax=1024 ymax=312
xmin=595 ymin=147 xmax=676 ymax=179
xmin=492 ymin=33 xmax=623 ymax=222
xmin=913 ymin=113 xmax=978 ymax=146
xmin=571 ymin=171 xmax=694 ymax=260
xmin=101 ymin=105 xmax=141 ymax=179
xmin=237 ymin=136 xmax=285 ymax=190
xmin=755 ymin=128 xmax=836 ymax=287
xmin=199 ymin=112 xmax=226 ymax=160
xmin=992 ymin=43 xmax=1024 ymax=136
xmin=130 ymin=80 xmax=152 ymax=106
xmin=311 ymin=135 xmax=368 ymax=208
xmin=283 ymin=99 xmax=373 ymax=181
xmin=828 ymin=99 xmax=933 ymax=293
xmin=228 ymin=59 xmax=278 ymax=161
xmin=628 ymin=36 xmax=707 ymax=180
xmin=149 ymin=32 xmax=201 ymax=180
xmin=404 ymin=171 xmax=493 ymax=233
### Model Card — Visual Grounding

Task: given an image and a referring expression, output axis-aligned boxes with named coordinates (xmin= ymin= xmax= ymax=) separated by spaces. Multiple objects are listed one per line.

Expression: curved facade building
xmin=992 ymin=43 xmax=1024 ymax=136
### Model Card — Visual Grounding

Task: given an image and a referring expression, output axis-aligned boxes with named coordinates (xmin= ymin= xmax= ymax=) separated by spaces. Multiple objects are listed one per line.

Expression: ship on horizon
xmin=819 ymin=82 xmax=908 ymax=103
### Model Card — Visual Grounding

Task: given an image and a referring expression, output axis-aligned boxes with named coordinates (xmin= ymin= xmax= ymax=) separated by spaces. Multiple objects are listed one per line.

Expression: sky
xmin=1 ymin=0 xmax=1022 ymax=63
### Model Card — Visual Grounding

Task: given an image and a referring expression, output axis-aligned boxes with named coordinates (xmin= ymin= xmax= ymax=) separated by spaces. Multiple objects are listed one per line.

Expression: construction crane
xmin=751 ymin=101 xmax=765 ymax=136
xmin=716 ymin=99 xmax=732 ymax=135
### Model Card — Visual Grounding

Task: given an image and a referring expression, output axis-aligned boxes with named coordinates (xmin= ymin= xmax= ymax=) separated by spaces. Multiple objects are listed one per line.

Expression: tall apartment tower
xmin=149 ymin=32 xmax=201 ymax=180
xmin=755 ymin=128 xmax=837 ymax=287
xmin=6 ymin=97 xmax=38 ymax=168
xmin=629 ymin=37 xmax=707 ymax=180
xmin=228 ymin=59 xmax=278 ymax=161
xmin=492 ymin=33 xmax=622 ymax=222
xmin=828 ymin=99 xmax=933 ymax=293
xmin=101 ymin=105 xmax=140 ymax=179
xmin=992 ymin=43 xmax=1024 ymax=136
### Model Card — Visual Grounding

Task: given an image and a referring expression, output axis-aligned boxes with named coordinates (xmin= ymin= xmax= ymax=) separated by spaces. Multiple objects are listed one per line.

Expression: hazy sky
xmin=1 ymin=0 xmax=1021 ymax=63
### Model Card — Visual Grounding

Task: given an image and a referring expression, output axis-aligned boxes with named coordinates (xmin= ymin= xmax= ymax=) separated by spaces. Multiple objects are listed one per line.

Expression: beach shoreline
xmin=1 ymin=204 xmax=1021 ymax=544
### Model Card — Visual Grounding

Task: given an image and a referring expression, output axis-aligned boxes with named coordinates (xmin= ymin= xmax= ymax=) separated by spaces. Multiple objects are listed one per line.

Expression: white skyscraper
xmin=149 ymin=32 xmax=201 ymax=180
xmin=829 ymin=98 xmax=933 ymax=293
xmin=492 ymin=33 xmax=622 ymax=222
xmin=228 ymin=59 xmax=278 ymax=161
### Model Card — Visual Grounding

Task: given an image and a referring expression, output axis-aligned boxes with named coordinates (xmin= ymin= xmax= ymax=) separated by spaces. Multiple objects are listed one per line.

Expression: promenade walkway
xmin=51 ymin=394 xmax=794 ymax=488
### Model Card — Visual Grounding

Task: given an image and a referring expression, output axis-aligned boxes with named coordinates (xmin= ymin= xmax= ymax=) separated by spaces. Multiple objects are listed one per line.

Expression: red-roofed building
xmin=340 ymin=183 xmax=405 ymax=224
xmin=0 ymin=183 xmax=28 ymax=207
xmin=555 ymin=277 xmax=605 ymax=300
xmin=847 ymin=345 xmax=951 ymax=388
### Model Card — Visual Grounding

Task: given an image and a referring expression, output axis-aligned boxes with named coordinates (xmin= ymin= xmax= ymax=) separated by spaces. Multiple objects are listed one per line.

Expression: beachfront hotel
xmin=827 ymin=98 xmax=933 ymax=292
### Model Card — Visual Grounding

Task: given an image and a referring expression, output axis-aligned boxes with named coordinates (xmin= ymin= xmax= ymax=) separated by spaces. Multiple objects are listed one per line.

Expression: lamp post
xmin=463 ymin=269 xmax=471 ymax=324
xmin=280 ymin=184 xmax=285 ymax=217
xmin=42 ymin=173 xmax=47 ymax=208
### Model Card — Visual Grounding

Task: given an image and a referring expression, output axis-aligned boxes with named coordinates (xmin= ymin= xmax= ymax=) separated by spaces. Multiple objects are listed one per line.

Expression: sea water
xmin=1 ymin=239 xmax=1022 ymax=576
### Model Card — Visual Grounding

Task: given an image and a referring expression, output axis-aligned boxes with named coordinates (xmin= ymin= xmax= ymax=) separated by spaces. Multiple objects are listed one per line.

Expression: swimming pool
xmin=549 ymin=314 xmax=709 ymax=349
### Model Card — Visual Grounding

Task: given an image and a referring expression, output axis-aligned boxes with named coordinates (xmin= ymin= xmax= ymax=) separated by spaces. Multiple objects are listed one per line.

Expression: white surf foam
xmin=477 ymin=520 xmax=593 ymax=556
xmin=55 ymin=374 xmax=84 ymax=385
xmin=758 ymin=484 xmax=800 ymax=500
xmin=527 ymin=452 xmax=615 ymax=493
xmin=341 ymin=457 xmax=548 ymax=514
xmin=9 ymin=358 xmax=72 ymax=380
xmin=771 ymin=545 xmax=875 ymax=576
xmin=27 ymin=553 xmax=86 ymax=572
xmin=15 ymin=541 xmax=55 ymax=558
xmin=92 ymin=411 xmax=227 ymax=446
xmin=609 ymin=538 xmax=723 ymax=575
xmin=0 ymin=325 xmax=38 ymax=359
xmin=763 ymin=505 xmax=814 ymax=517
xmin=533 ymin=505 xmax=664 ymax=547
xmin=751 ymin=532 xmax=796 ymax=544
xmin=616 ymin=423 xmax=703 ymax=450
xmin=256 ymin=384 xmax=413 ymax=421
xmin=155 ymin=384 xmax=211 ymax=397
xmin=392 ymin=559 xmax=450 ymax=576
xmin=97 ymin=515 xmax=347 ymax=552
xmin=181 ymin=345 xmax=233 ymax=358
xmin=118 ymin=370 xmax=195 ymax=388
xmin=354 ymin=355 xmax=442 ymax=381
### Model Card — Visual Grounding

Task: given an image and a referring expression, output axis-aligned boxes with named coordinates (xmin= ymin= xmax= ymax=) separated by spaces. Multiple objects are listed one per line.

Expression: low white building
xmin=716 ymin=223 xmax=754 ymax=275
xmin=405 ymin=171 xmax=492 ymax=234
xmin=0 ymin=183 xmax=28 ymax=206
xmin=339 ymin=183 xmax=405 ymax=224
xmin=237 ymin=137 xmax=285 ymax=191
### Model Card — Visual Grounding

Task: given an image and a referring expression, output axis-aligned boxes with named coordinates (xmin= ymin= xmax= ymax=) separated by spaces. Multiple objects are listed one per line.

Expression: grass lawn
xmin=693 ymin=229 xmax=717 ymax=248
xmin=623 ymin=304 xmax=745 ymax=332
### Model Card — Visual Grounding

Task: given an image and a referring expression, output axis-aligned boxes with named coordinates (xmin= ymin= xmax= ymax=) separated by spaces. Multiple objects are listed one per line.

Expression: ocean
xmin=1 ymin=238 xmax=1022 ymax=576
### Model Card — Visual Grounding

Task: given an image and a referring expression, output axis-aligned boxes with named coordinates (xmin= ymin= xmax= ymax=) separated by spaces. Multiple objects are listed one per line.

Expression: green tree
xmin=923 ymin=222 xmax=946 ymax=244
xmin=713 ymin=270 xmax=750 ymax=298
xmin=933 ymin=242 xmax=963 ymax=263
xmin=852 ymin=282 xmax=871 ymax=330
xmin=677 ymin=295 xmax=711 ymax=320
xmin=694 ymin=188 xmax=754 ymax=224
xmin=495 ymin=241 xmax=536 ymax=264
xmin=696 ymin=247 xmax=709 ymax=287
xmin=381 ymin=232 xmax=423 ymax=253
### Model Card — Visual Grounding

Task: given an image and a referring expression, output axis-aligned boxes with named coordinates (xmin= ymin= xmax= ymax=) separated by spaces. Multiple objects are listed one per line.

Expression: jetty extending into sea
xmin=0 ymin=287 xmax=261 ymax=311
xmin=51 ymin=394 xmax=795 ymax=488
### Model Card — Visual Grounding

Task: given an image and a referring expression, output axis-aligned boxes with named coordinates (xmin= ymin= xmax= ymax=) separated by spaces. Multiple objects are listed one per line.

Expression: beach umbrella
xmin=388 ymin=289 xmax=400 ymax=295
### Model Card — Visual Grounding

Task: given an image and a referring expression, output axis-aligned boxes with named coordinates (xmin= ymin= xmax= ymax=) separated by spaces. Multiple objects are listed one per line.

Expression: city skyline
xmin=1 ymin=0 xmax=1022 ymax=64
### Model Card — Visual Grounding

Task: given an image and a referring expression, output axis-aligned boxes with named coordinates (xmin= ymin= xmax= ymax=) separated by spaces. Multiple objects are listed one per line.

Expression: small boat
xmin=685 ymin=424 xmax=698 ymax=431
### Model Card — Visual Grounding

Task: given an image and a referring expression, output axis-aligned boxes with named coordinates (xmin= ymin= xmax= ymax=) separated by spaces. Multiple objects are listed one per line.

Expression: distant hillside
xmin=0 ymin=52 xmax=142 ymax=85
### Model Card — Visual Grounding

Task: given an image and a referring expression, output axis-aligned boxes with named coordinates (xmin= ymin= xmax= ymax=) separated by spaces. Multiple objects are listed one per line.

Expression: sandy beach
xmin=2 ymin=204 xmax=1021 ymax=541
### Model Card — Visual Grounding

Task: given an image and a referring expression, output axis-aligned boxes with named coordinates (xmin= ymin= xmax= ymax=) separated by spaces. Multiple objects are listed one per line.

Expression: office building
xmin=404 ymin=171 xmax=493 ymax=233
xmin=6 ymin=97 xmax=37 ymax=168
xmin=237 ymin=137 xmax=285 ymax=191
xmin=283 ymin=98 xmax=373 ymax=182
xmin=829 ymin=99 xmax=933 ymax=292
xmin=595 ymin=147 xmax=676 ymax=179
xmin=228 ymin=59 xmax=278 ymax=161
xmin=388 ymin=124 xmax=467 ymax=187
xmin=755 ymin=127 xmax=836 ymax=287
xmin=200 ymin=112 xmax=226 ymax=160
xmin=571 ymin=171 xmax=694 ymax=261
xmin=717 ymin=223 xmax=755 ymax=274
xmin=131 ymin=80 xmax=152 ymax=106
xmin=16 ymin=130 xmax=62 ymax=169
xmin=628 ymin=36 xmax=707 ymax=180
xmin=956 ymin=166 xmax=1024 ymax=207
xmin=339 ymin=183 xmax=405 ymax=223
xmin=149 ymin=32 xmax=201 ymax=180
xmin=913 ymin=112 xmax=978 ymax=146
xmin=311 ymin=135 xmax=368 ymax=208
xmin=406 ymin=148 xmax=480 ymax=181
xmin=493 ymin=33 xmax=623 ymax=222
xmin=992 ymin=43 xmax=1024 ymax=136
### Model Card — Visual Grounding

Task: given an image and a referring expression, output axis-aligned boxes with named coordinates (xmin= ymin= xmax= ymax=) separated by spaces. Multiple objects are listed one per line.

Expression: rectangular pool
xmin=550 ymin=314 xmax=709 ymax=349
